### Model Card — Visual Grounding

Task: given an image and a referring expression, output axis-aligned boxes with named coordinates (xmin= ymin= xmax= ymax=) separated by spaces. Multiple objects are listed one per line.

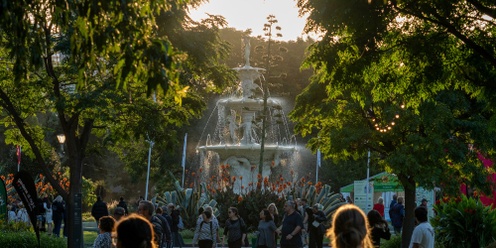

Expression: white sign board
xmin=416 ymin=187 xmax=436 ymax=219
xmin=354 ymin=180 xmax=374 ymax=213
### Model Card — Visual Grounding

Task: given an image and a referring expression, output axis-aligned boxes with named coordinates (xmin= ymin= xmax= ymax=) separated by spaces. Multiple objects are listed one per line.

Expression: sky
xmin=188 ymin=0 xmax=313 ymax=41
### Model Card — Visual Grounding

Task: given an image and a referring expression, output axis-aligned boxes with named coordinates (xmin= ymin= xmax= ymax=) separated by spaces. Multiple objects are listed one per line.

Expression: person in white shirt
xmin=409 ymin=206 xmax=434 ymax=248
xmin=16 ymin=204 xmax=30 ymax=224
xmin=7 ymin=204 xmax=17 ymax=222
xmin=44 ymin=198 xmax=53 ymax=234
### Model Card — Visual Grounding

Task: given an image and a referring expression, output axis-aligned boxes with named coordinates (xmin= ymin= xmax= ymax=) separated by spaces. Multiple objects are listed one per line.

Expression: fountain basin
xmin=217 ymin=98 xmax=281 ymax=112
xmin=198 ymin=144 xmax=296 ymax=165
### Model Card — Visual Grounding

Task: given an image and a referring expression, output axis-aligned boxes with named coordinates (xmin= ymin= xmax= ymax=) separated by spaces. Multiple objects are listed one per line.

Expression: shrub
xmin=180 ymin=228 xmax=195 ymax=239
xmin=0 ymin=231 xmax=67 ymax=248
xmin=431 ymin=195 xmax=496 ymax=247
xmin=381 ymin=234 xmax=401 ymax=248
xmin=0 ymin=219 xmax=33 ymax=232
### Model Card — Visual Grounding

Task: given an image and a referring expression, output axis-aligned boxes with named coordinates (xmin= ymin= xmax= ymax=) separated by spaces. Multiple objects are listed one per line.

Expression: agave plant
xmin=290 ymin=181 xmax=346 ymax=225
xmin=154 ymin=178 xmax=218 ymax=229
xmin=154 ymin=171 xmax=346 ymax=230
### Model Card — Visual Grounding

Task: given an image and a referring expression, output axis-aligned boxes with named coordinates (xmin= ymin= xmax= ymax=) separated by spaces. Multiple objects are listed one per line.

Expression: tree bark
xmin=398 ymin=173 xmax=416 ymax=248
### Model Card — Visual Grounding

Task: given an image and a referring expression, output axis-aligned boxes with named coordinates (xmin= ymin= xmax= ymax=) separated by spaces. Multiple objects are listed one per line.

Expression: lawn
xmin=83 ymin=231 xmax=98 ymax=248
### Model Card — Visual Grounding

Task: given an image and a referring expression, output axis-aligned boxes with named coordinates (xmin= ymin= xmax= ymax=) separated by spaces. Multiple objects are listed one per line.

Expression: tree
xmin=294 ymin=0 xmax=496 ymax=246
xmin=258 ymin=15 xmax=284 ymax=176
xmin=0 ymin=1 xmax=235 ymax=247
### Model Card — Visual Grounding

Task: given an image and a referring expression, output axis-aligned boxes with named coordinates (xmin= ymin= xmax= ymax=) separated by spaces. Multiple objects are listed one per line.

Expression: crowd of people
xmin=7 ymin=195 xmax=67 ymax=237
xmin=87 ymin=194 xmax=435 ymax=248
xmin=89 ymin=196 xmax=185 ymax=248
xmin=5 ymin=192 xmax=435 ymax=248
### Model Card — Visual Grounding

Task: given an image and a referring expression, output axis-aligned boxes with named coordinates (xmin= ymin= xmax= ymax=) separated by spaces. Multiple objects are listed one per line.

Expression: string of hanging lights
xmin=368 ymin=104 xmax=405 ymax=132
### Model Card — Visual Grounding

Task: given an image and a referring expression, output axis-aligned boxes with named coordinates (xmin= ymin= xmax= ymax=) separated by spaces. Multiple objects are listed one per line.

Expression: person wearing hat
xmin=113 ymin=207 xmax=126 ymax=221
xmin=308 ymin=204 xmax=326 ymax=248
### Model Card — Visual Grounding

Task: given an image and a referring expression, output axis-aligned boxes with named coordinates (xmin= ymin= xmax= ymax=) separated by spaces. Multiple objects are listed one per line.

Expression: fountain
xmin=197 ymin=36 xmax=297 ymax=191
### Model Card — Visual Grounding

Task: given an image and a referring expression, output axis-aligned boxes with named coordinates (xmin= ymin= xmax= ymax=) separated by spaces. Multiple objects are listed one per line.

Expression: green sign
xmin=340 ymin=172 xmax=404 ymax=193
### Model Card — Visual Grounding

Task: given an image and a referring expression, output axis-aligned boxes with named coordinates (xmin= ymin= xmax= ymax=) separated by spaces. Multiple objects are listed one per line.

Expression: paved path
xmin=83 ymin=221 xmax=97 ymax=232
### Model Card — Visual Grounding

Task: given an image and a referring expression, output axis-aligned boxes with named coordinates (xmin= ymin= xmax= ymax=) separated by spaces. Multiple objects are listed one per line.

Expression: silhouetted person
xmin=117 ymin=196 xmax=129 ymax=215
xmin=92 ymin=196 xmax=109 ymax=232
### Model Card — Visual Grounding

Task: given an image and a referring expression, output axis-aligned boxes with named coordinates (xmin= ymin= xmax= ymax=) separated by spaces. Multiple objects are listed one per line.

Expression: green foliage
xmin=432 ymin=196 xmax=496 ymax=247
xmin=0 ymin=219 xmax=33 ymax=232
xmin=155 ymin=169 xmax=345 ymax=231
xmin=215 ymin=186 xmax=285 ymax=232
xmin=82 ymin=212 xmax=94 ymax=222
xmin=290 ymin=182 xmax=346 ymax=226
xmin=380 ymin=234 xmax=402 ymax=248
xmin=0 ymin=232 xmax=67 ymax=247
xmin=83 ymin=231 xmax=98 ymax=247
xmin=155 ymin=178 xmax=216 ymax=229
xmin=82 ymin=177 xmax=97 ymax=211
xmin=292 ymin=1 xmax=496 ymax=247
xmin=180 ymin=228 xmax=195 ymax=239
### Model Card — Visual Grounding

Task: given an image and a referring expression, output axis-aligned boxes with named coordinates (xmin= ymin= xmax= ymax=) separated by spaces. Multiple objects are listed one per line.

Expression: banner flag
xmin=16 ymin=145 xmax=21 ymax=165
xmin=13 ymin=171 xmax=40 ymax=246
xmin=0 ymin=178 xmax=7 ymax=221
xmin=317 ymin=149 xmax=321 ymax=167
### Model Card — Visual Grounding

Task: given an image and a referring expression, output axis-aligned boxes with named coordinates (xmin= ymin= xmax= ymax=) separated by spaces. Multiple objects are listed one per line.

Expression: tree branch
xmin=466 ymin=0 xmax=496 ymax=19
xmin=395 ymin=5 xmax=496 ymax=71
xmin=0 ymin=88 xmax=68 ymax=199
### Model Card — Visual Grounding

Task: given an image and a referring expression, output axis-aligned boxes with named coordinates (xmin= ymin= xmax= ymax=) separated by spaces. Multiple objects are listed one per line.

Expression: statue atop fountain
xmin=197 ymin=36 xmax=296 ymax=192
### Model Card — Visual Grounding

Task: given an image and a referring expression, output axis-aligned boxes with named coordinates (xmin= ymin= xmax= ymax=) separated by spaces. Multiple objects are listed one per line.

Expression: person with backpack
xmin=138 ymin=200 xmax=164 ymax=247
xmin=193 ymin=210 xmax=218 ymax=248
xmin=388 ymin=194 xmax=397 ymax=221
xmin=155 ymin=207 xmax=172 ymax=248
xmin=167 ymin=203 xmax=185 ymax=248
xmin=222 ymin=207 xmax=247 ymax=248
xmin=390 ymin=196 xmax=405 ymax=234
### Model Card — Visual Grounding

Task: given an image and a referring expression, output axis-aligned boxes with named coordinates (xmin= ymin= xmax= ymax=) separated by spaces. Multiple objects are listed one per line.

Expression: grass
xmin=83 ymin=230 xmax=98 ymax=248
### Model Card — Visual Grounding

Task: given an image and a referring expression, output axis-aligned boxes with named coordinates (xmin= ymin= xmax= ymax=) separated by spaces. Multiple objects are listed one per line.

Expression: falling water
xmin=196 ymin=37 xmax=298 ymax=192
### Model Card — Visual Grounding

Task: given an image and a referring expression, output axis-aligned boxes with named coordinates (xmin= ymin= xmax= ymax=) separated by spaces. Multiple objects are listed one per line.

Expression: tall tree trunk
xmin=62 ymin=119 xmax=92 ymax=248
xmin=398 ymin=174 xmax=417 ymax=248
xmin=67 ymin=154 xmax=84 ymax=248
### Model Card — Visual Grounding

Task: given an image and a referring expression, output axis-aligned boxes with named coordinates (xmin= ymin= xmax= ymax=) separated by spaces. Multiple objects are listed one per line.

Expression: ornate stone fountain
xmin=197 ymin=37 xmax=296 ymax=192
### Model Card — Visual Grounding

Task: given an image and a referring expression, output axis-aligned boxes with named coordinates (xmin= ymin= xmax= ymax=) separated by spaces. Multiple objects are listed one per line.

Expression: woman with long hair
xmin=114 ymin=214 xmax=157 ymax=248
xmin=327 ymin=204 xmax=374 ymax=248
xmin=267 ymin=203 xmax=279 ymax=226
xmin=267 ymin=203 xmax=280 ymax=246
xmin=222 ymin=207 xmax=247 ymax=248
xmin=367 ymin=210 xmax=391 ymax=247
xmin=257 ymin=209 xmax=277 ymax=248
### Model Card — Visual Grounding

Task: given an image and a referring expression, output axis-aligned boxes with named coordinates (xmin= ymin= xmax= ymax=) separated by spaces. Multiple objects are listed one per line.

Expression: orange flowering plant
xmin=200 ymin=165 xmax=345 ymax=230
xmin=1 ymin=172 xmax=69 ymax=204
xmin=157 ymin=164 xmax=345 ymax=231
